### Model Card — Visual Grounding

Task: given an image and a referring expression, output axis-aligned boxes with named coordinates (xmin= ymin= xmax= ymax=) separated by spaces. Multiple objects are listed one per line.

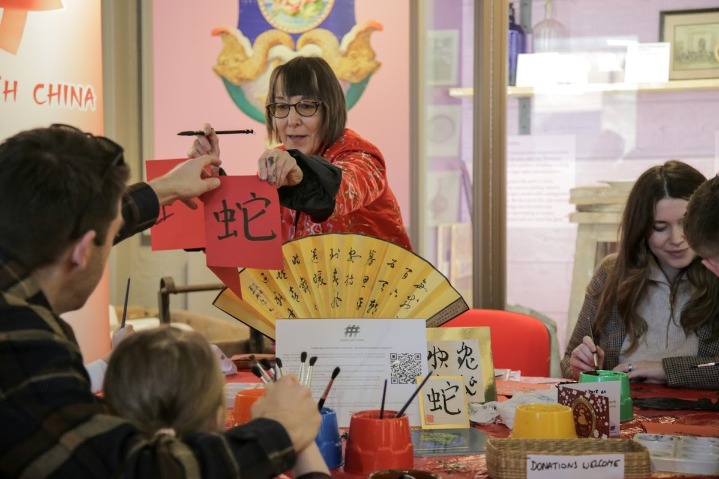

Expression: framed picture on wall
xmin=426 ymin=29 xmax=459 ymax=86
xmin=660 ymin=8 xmax=719 ymax=80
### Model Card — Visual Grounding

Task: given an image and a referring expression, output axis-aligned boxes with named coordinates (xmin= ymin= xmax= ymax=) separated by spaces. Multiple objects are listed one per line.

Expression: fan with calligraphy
xmin=213 ymin=233 xmax=469 ymax=339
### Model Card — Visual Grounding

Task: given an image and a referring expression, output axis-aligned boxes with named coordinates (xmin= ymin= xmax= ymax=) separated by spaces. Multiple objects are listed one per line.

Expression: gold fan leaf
xmin=213 ymin=233 xmax=468 ymax=339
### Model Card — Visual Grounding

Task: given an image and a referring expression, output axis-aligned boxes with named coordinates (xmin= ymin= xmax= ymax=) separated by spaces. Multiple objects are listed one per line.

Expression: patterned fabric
xmin=562 ymin=254 xmax=719 ymax=389
xmin=0 ymin=186 xmax=303 ymax=479
xmin=279 ymin=129 xmax=412 ymax=250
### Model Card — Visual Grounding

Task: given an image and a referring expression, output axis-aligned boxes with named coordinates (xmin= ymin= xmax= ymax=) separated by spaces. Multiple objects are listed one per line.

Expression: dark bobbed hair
xmin=685 ymin=175 xmax=719 ymax=259
xmin=103 ymin=326 xmax=225 ymax=437
xmin=593 ymin=160 xmax=719 ymax=349
xmin=265 ymin=56 xmax=347 ymax=153
xmin=0 ymin=125 xmax=129 ymax=270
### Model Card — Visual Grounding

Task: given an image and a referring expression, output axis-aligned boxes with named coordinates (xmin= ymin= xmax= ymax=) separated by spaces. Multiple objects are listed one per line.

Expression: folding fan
xmin=213 ymin=233 xmax=469 ymax=339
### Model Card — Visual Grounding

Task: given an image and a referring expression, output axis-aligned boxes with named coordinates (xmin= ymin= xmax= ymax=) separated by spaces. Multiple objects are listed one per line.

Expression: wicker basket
xmin=486 ymin=438 xmax=651 ymax=479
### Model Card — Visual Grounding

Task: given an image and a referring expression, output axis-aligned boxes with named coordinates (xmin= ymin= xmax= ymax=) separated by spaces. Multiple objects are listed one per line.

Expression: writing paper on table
xmin=276 ymin=319 xmax=429 ymax=427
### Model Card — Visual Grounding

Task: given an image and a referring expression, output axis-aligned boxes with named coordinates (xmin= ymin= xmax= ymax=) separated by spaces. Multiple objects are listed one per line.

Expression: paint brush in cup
xmin=275 ymin=357 xmax=285 ymax=378
xmin=254 ymin=359 xmax=274 ymax=383
xmin=298 ymin=352 xmax=308 ymax=382
xmin=379 ymin=379 xmax=388 ymax=419
xmin=120 ymin=277 xmax=130 ymax=329
xmin=259 ymin=358 xmax=276 ymax=381
xmin=305 ymin=356 xmax=318 ymax=387
xmin=396 ymin=370 xmax=434 ymax=418
xmin=317 ymin=367 xmax=340 ymax=411
xmin=251 ymin=364 xmax=270 ymax=384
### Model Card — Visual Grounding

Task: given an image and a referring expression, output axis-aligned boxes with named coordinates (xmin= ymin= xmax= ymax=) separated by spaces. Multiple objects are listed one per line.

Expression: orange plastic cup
xmin=511 ymin=403 xmax=577 ymax=439
xmin=344 ymin=410 xmax=414 ymax=475
xmin=233 ymin=388 xmax=265 ymax=426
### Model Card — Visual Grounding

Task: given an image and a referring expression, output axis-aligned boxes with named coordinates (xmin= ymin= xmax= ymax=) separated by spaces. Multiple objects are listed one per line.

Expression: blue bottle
xmin=508 ymin=3 xmax=526 ymax=86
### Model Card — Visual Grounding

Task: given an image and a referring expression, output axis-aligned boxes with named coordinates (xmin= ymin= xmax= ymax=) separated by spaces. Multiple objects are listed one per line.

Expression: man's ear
xmin=70 ymin=230 xmax=97 ymax=270
xmin=702 ymin=257 xmax=719 ymax=278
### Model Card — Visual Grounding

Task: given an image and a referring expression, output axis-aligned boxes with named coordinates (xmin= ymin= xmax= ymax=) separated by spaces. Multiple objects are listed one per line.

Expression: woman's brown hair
xmin=103 ymin=326 xmax=226 ymax=437
xmin=265 ymin=56 xmax=347 ymax=153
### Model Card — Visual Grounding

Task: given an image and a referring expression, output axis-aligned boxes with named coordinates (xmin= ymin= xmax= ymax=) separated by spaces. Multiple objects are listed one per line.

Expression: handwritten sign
xmin=203 ymin=176 xmax=283 ymax=269
xmin=146 ymin=159 xmax=206 ymax=251
xmin=419 ymin=375 xmax=469 ymax=429
xmin=426 ymin=327 xmax=496 ymax=403
xmin=526 ymin=454 xmax=624 ymax=479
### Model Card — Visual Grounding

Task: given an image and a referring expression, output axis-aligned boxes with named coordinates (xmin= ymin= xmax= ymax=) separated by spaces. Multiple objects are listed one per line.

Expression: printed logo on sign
xmin=344 ymin=324 xmax=360 ymax=337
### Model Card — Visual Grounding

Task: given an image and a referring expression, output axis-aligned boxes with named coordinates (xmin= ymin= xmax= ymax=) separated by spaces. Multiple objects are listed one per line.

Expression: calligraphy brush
xmin=317 ymin=366 xmax=340 ymax=411
xmin=691 ymin=362 xmax=718 ymax=368
xmin=259 ymin=358 xmax=276 ymax=381
xmin=588 ymin=317 xmax=598 ymax=370
xmin=304 ymin=356 xmax=318 ymax=387
xmin=379 ymin=379 xmax=388 ymax=419
xmin=250 ymin=364 xmax=269 ymax=384
xmin=176 ymin=129 xmax=254 ymax=136
xmin=254 ymin=359 xmax=274 ymax=383
xmin=298 ymin=352 xmax=308 ymax=382
xmin=396 ymin=370 xmax=434 ymax=418
xmin=275 ymin=357 xmax=285 ymax=379
xmin=120 ymin=277 xmax=131 ymax=328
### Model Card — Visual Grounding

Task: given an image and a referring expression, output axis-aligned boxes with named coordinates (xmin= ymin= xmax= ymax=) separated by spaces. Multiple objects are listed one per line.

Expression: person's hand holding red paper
xmin=146 ymin=159 xmax=208 ymax=251
xmin=146 ymin=159 xmax=284 ymax=298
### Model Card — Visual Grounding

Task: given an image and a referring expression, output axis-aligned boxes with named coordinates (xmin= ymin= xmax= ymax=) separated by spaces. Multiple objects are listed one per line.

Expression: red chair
xmin=441 ymin=308 xmax=551 ymax=377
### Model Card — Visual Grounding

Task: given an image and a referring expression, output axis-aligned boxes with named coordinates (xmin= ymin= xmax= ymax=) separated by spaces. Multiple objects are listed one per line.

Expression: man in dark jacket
xmin=0 ymin=124 xmax=324 ymax=478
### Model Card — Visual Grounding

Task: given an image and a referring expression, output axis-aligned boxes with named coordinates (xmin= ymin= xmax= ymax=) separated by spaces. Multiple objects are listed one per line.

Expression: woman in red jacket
xmin=189 ymin=56 xmax=411 ymax=251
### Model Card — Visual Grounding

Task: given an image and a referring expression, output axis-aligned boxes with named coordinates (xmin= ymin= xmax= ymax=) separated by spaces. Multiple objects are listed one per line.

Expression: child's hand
xmin=111 ymin=324 xmax=134 ymax=350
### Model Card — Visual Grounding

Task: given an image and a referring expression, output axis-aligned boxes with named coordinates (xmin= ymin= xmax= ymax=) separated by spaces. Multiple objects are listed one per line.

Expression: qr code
xmin=389 ymin=352 xmax=423 ymax=384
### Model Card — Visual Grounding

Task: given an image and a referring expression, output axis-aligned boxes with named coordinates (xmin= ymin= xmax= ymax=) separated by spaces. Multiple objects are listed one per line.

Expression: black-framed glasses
xmin=49 ymin=124 xmax=126 ymax=239
xmin=266 ymin=100 xmax=322 ymax=119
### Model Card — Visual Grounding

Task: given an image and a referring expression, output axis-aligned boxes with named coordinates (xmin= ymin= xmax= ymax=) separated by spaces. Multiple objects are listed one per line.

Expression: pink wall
xmin=151 ymin=0 xmax=410 ymax=225
xmin=0 ymin=0 xmax=109 ymax=362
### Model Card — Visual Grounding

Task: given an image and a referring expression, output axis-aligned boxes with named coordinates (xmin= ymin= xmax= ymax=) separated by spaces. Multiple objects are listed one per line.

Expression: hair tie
xmin=154 ymin=428 xmax=177 ymax=438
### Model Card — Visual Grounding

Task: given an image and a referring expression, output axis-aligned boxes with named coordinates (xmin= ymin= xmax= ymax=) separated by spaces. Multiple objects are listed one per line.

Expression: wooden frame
xmin=660 ymin=8 xmax=719 ymax=80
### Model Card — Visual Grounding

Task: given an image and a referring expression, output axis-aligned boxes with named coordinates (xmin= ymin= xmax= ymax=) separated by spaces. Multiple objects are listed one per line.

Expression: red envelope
xmin=146 ymin=159 xmax=206 ymax=251
xmin=203 ymin=176 xmax=283 ymax=269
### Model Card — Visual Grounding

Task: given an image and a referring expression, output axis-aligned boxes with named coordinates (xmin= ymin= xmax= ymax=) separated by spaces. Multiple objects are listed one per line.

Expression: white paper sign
xmin=560 ymin=381 xmax=621 ymax=436
xmin=507 ymin=135 xmax=575 ymax=228
xmin=624 ymin=42 xmax=670 ymax=83
xmin=527 ymin=454 xmax=624 ymax=479
xmin=276 ymin=319 xmax=429 ymax=427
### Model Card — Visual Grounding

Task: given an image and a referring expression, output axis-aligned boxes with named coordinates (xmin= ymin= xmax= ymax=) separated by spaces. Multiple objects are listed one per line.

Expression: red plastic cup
xmin=344 ymin=410 xmax=414 ymax=475
xmin=232 ymin=388 xmax=265 ymax=426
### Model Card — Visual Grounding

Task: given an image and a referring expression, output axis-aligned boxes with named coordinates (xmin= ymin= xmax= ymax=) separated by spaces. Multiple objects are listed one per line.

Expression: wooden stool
xmin=567 ymin=184 xmax=631 ymax=337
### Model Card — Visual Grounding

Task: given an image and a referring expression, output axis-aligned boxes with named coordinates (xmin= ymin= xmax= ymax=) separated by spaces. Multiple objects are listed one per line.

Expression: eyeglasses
xmin=266 ymin=100 xmax=322 ymax=119
xmin=49 ymin=124 xmax=126 ymax=239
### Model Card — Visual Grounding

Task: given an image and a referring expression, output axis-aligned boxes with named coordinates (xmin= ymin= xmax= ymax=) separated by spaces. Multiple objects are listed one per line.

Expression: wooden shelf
xmin=448 ymin=79 xmax=719 ymax=98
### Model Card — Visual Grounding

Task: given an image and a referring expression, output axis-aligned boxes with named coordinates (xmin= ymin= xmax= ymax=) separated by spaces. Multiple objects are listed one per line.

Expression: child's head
xmin=103 ymin=326 xmax=226 ymax=437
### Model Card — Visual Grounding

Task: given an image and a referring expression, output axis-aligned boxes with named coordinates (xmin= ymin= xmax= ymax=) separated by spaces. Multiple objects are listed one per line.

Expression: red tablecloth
xmin=225 ymin=374 xmax=719 ymax=479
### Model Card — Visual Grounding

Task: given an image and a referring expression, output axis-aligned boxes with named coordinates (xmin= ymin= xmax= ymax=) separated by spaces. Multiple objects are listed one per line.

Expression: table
xmin=225 ymin=375 xmax=719 ymax=479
